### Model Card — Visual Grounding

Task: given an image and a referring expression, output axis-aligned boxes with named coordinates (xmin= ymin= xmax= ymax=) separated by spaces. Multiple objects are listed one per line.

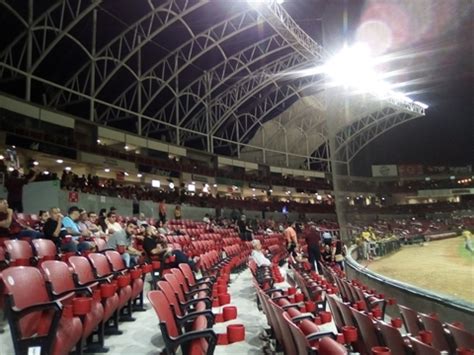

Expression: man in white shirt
xmin=105 ymin=211 xmax=123 ymax=235
xmin=251 ymin=239 xmax=271 ymax=267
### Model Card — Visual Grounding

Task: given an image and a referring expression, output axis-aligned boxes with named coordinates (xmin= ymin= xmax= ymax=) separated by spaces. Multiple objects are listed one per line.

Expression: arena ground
xmin=366 ymin=237 xmax=474 ymax=304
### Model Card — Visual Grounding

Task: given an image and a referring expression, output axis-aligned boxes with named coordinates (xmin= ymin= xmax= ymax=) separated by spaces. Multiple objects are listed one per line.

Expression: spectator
xmin=158 ymin=199 xmax=167 ymax=224
xmin=284 ymin=221 xmax=298 ymax=257
xmin=34 ymin=210 xmax=49 ymax=232
xmin=85 ymin=211 xmax=101 ymax=237
xmin=462 ymin=229 xmax=473 ymax=255
xmin=5 ymin=169 xmax=38 ymax=212
xmin=105 ymin=211 xmax=123 ymax=235
xmin=43 ymin=207 xmax=82 ymax=252
xmin=61 ymin=206 xmax=94 ymax=252
xmin=331 ymin=235 xmax=346 ymax=270
xmin=251 ymin=239 xmax=271 ymax=267
xmin=203 ymin=213 xmax=211 ymax=224
xmin=237 ymin=215 xmax=253 ymax=241
xmin=0 ymin=199 xmax=42 ymax=239
xmin=107 ymin=221 xmax=142 ymax=267
xmin=156 ymin=220 xmax=170 ymax=235
xmin=97 ymin=208 xmax=107 ymax=233
xmin=137 ymin=212 xmax=148 ymax=227
xmin=303 ymin=224 xmax=322 ymax=273
xmin=174 ymin=205 xmax=181 ymax=220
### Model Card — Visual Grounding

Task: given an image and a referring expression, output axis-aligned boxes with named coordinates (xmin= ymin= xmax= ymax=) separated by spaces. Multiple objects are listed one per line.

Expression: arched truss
xmin=0 ymin=0 xmax=425 ymax=171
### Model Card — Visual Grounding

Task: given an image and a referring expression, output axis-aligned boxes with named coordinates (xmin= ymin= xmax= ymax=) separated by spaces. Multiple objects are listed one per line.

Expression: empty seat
xmin=399 ymin=304 xmax=422 ymax=336
xmin=377 ymin=320 xmax=410 ymax=354
xmin=32 ymin=238 xmax=58 ymax=261
xmin=351 ymin=308 xmax=382 ymax=355
xmin=410 ymin=336 xmax=441 ymax=355
xmin=419 ymin=313 xmax=451 ymax=352
xmin=4 ymin=240 xmax=34 ymax=266
xmin=2 ymin=266 xmax=83 ymax=355
xmin=40 ymin=260 xmax=107 ymax=351
xmin=446 ymin=323 xmax=474 ymax=349
xmin=164 ymin=273 xmax=211 ymax=313
xmin=148 ymin=290 xmax=217 ymax=355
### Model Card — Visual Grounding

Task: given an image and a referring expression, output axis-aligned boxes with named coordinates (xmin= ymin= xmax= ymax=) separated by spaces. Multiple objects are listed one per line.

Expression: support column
xmin=175 ymin=55 xmax=180 ymax=145
xmin=89 ymin=9 xmax=97 ymax=121
xmin=25 ymin=0 xmax=33 ymax=101
xmin=137 ymin=35 xmax=142 ymax=135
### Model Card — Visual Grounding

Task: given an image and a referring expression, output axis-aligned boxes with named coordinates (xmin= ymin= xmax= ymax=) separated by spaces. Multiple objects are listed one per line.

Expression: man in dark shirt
xmin=5 ymin=169 xmax=38 ymax=212
xmin=303 ymin=223 xmax=322 ymax=273
xmin=0 ymin=199 xmax=42 ymax=239
xmin=43 ymin=207 xmax=78 ymax=252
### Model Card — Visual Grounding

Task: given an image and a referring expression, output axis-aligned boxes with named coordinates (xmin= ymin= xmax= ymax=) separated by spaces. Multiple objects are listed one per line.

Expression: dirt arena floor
xmin=366 ymin=237 xmax=474 ymax=304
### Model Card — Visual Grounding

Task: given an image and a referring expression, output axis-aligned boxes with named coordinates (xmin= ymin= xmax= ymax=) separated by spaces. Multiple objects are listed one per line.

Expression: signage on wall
xmin=371 ymin=165 xmax=398 ymax=177
xmin=192 ymin=174 xmax=208 ymax=183
xmin=68 ymin=191 xmax=79 ymax=203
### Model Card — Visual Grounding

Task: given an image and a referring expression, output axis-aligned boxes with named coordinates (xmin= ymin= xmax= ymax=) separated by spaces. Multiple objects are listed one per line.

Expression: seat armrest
xmin=292 ymin=313 xmax=315 ymax=322
xmin=177 ymin=310 xmax=215 ymax=328
xmin=173 ymin=329 xmax=217 ymax=350
xmin=282 ymin=302 xmax=303 ymax=310
xmin=53 ymin=286 xmax=93 ymax=299
xmin=306 ymin=331 xmax=336 ymax=342
xmin=12 ymin=300 xmax=62 ymax=317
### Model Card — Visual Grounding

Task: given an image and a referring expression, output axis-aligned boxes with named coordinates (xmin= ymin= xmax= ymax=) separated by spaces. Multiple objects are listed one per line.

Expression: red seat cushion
xmin=53 ymin=316 xmax=83 ymax=355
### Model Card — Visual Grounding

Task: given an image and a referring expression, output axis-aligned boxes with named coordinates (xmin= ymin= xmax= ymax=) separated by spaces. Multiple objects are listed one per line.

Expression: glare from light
xmin=213 ymin=184 xmax=218 ymax=188
xmin=151 ymin=179 xmax=160 ymax=188
xmin=43 ymin=171 xmax=50 ymax=175
xmin=97 ymin=139 xmax=101 ymax=144
xmin=124 ymin=145 xmax=129 ymax=150
xmin=187 ymin=184 xmax=196 ymax=192
xmin=65 ymin=167 xmax=72 ymax=171
xmin=56 ymin=159 xmax=63 ymax=164
xmin=137 ymin=173 xmax=143 ymax=178
xmin=203 ymin=185 xmax=209 ymax=193
xmin=192 ymin=181 xmax=196 ymax=185
xmin=276 ymin=0 xmax=284 ymax=4
xmin=169 ymin=182 xmax=175 ymax=189
xmin=124 ymin=172 xmax=129 ymax=176
xmin=33 ymin=161 xmax=39 ymax=166
xmin=414 ymin=101 xmax=429 ymax=109
xmin=7 ymin=167 xmax=14 ymax=172
xmin=104 ymin=168 xmax=110 ymax=173
xmin=0 ymin=155 xmax=4 ymax=160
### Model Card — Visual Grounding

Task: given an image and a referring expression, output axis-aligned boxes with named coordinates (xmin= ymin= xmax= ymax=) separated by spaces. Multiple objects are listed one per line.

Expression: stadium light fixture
xmin=7 ymin=167 xmax=14 ymax=172
xmin=0 ymin=155 xmax=4 ymax=160
xmin=65 ymin=166 xmax=71 ymax=171
xmin=137 ymin=173 xmax=143 ymax=178
xmin=33 ymin=161 xmax=39 ymax=166
xmin=169 ymin=182 xmax=175 ymax=189
xmin=43 ymin=171 xmax=50 ymax=175
xmin=56 ymin=159 xmax=63 ymax=164
xmin=104 ymin=168 xmax=110 ymax=173
xmin=414 ymin=101 xmax=429 ymax=109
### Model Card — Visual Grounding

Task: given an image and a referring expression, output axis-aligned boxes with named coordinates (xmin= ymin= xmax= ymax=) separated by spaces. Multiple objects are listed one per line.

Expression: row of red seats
xmin=320 ymin=263 xmax=474 ymax=354
xmin=1 ymin=248 xmax=148 ymax=355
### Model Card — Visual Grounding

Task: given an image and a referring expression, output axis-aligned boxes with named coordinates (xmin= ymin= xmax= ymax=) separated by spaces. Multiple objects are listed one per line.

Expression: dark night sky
xmin=285 ymin=0 xmax=473 ymax=174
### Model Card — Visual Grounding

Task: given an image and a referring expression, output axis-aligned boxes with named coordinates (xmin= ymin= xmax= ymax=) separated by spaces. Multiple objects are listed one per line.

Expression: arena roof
xmin=0 ymin=0 xmax=425 ymax=170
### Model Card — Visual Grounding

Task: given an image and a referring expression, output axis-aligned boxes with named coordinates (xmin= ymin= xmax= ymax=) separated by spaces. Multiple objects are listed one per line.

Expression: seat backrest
xmin=32 ymin=239 xmax=57 ymax=258
xmin=445 ymin=323 xmax=474 ymax=349
xmin=283 ymin=311 xmax=312 ymax=355
xmin=4 ymin=240 xmax=33 ymax=260
xmin=1 ymin=266 xmax=52 ymax=337
xmin=351 ymin=309 xmax=381 ymax=354
xmin=40 ymin=260 xmax=76 ymax=296
xmin=269 ymin=300 xmax=298 ymax=355
xmin=157 ymin=280 xmax=184 ymax=317
xmin=95 ymin=238 xmax=107 ymax=251
xmin=335 ymin=297 xmax=356 ymax=327
xmin=69 ymin=256 xmax=96 ymax=285
xmin=164 ymin=273 xmax=186 ymax=303
xmin=398 ymin=304 xmax=421 ymax=336
xmin=410 ymin=336 xmax=441 ymax=355
xmin=327 ymin=295 xmax=345 ymax=331
xmin=419 ymin=313 xmax=450 ymax=351
xmin=148 ymin=290 xmax=180 ymax=338
xmin=88 ymin=253 xmax=113 ymax=277
xmin=104 ymin=250 xmax=126 ymax=272
xmin=318 ymin=337 xmax=348 ymax=355
xmin=178 ymin=263 xmax=196 ymax=285
xmin=170 ymin=268 xmax=190 ymax=293
xmin=377 ymin=320 xmax=407 ymax=355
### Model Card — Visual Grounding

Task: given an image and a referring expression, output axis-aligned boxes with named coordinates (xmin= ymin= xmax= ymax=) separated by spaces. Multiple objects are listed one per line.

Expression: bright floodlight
xmin=325 ymin=43 xmax=381 ymax=91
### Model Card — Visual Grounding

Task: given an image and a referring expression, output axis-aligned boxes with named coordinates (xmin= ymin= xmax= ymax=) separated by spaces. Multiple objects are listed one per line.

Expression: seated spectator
xmin=156 ymin=220 xmax=170 ymax=235
xmin=105 ymin=211 xmax=123 ymax=235
xmin=43 ymin=207 xmax=86 ymax=252
xmin=251 ymin=239 xmax=271 ymax=267
xmin=97 ymin=208 xmax=107 ymax=233
xmin=85 ymin=211 xmax=102 ymax=237
xmin=0 ymin=199 xmax=42 ymax=239
xmin=203 ymin=213 xmax=211 ymax=224
xmin=107 ymin=221 xmax=142 ymax=267
xmin=61 ymin=206 xmax=94 ymax=252
xmin=34 ymin=210 xmax=49 ymax=232
xmin=136 ymin=212 xmax=148 ymax=227
xmin=174 ymin=205 xmax=181 ymax=220
xmin=143 ymin=226 xmax=197 ymax=270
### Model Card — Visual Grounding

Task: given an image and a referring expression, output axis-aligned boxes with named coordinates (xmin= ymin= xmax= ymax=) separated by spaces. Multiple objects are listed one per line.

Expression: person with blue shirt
xmin=62 ymin=206 xmax=94 ymax=252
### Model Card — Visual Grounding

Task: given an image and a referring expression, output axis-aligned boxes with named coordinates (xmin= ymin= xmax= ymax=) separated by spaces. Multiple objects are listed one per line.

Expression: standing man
xmin=304 ymin=223 xmax=322 ymax=273
xmin=5 ymin=169 xmax=38 ymax=212
xmin=284 ymin=221 xmax=298 ymax=257
xmin=158 ymin=199 xmax=167 ymax=224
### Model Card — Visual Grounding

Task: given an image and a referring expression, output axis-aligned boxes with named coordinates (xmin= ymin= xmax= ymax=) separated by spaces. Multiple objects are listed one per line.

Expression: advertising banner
xmin=371 ymin=165 xmax=398 ymax=177
xmin=398 ymin=164 xmax=423 ymax=177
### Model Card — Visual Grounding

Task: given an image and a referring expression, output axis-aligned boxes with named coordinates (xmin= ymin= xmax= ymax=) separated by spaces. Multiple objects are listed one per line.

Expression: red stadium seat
xmin=327 ymin=295 xmax=345 ymax=331
xmin=4 ymin=240 xmax=35 ymax=266
xmin=163 ymin=273 xmax=212 ymax=312
xmin=32 ymin=238 xmax=58 ymax=262
xmin=446 ymin=323 xmax=474 ymax=349
xmin=88 ymin=253 xmax=134 ymax=321
xmin=399 ymin=304 xmax=422 ymax=336
xmin=40 ymin=260 xmax=107 ymax=352
xmin=268 ymin=299 xmax=298 ymax=355
xmin=410 ymin=336 xmax=441 ymax=355
xmin=170 ymin=268 xmax=212 ymax=298
xmin=104 ymin=250 xmax=145 ymax=311
xmin=419 ymin=313 xmax=451 ymax=352
xmin=178 ymin=263 xmax=215 ymax=289
xmin=351 ymin=308 xmax=382 ymax=354
xmin=68 ymin=255 xmax=122 ymax=335
xmin=148 ymin=290 xmax=217 ymax=355
xmin=2 ymin=266 xmax=82 ymax=355
xmin=377 ymin=320 xmax=411 ymax=354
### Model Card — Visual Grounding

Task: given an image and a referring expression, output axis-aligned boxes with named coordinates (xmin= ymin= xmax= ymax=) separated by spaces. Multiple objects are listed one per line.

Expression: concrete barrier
xmin=345 ymin=245 xmax=474 ymax=333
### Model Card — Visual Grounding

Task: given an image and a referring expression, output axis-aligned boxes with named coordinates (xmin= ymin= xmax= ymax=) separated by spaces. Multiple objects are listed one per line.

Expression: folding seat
xmin=95 ymin=238 xmax=109 ymax=252
xmin=419 ymin=313 xmax=451 ymax=352
xmin=157 ymin=280 xmax=215 ymax=326
xmin=377 ymin=320 xmax=411 ymax=354
xmin=104 ymin=250 xmax=145 ymax=311
xmin=32 ymin=238 xmax=59 ymax=262
xmin=351 ymin=308 xmax=383 ymax=355
xmin=334 ymin=297 xmax=356 ymax=327
xmin=4 ymin=239 xmax=35 ymax=266
xmin=398 ymin=304 xmax=422 ymax=336
xmin=178 ymin=263 xmax=215 ymax=289
xmin=69 ymin=256 xmax=122 ymax=334
xmin=40 ymin=260 xmax=107 ymax=352
xmin=410 ymin=336 xmax=441 ymax=355
xmin=446 ymin=323 xmax=474 ymax=349
xmin=148 ymin=290 xmax=217 ymax=355
xmin=88 ymin=253 xmax=134 ymax=320
xmin=164 ymin=273 xmax=211 ymax=312
xmin=352 ymin=284 xmax=386 ymax=316
xmin=268 ymin=299 xmax=298 ymax=355
xmin=2 ymin=266 xmax=82 ymax=355
xmin=327 ymin=295 xmax=345 ymax=331
xmin=170 ymin=268 xmax=212 ymax=298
